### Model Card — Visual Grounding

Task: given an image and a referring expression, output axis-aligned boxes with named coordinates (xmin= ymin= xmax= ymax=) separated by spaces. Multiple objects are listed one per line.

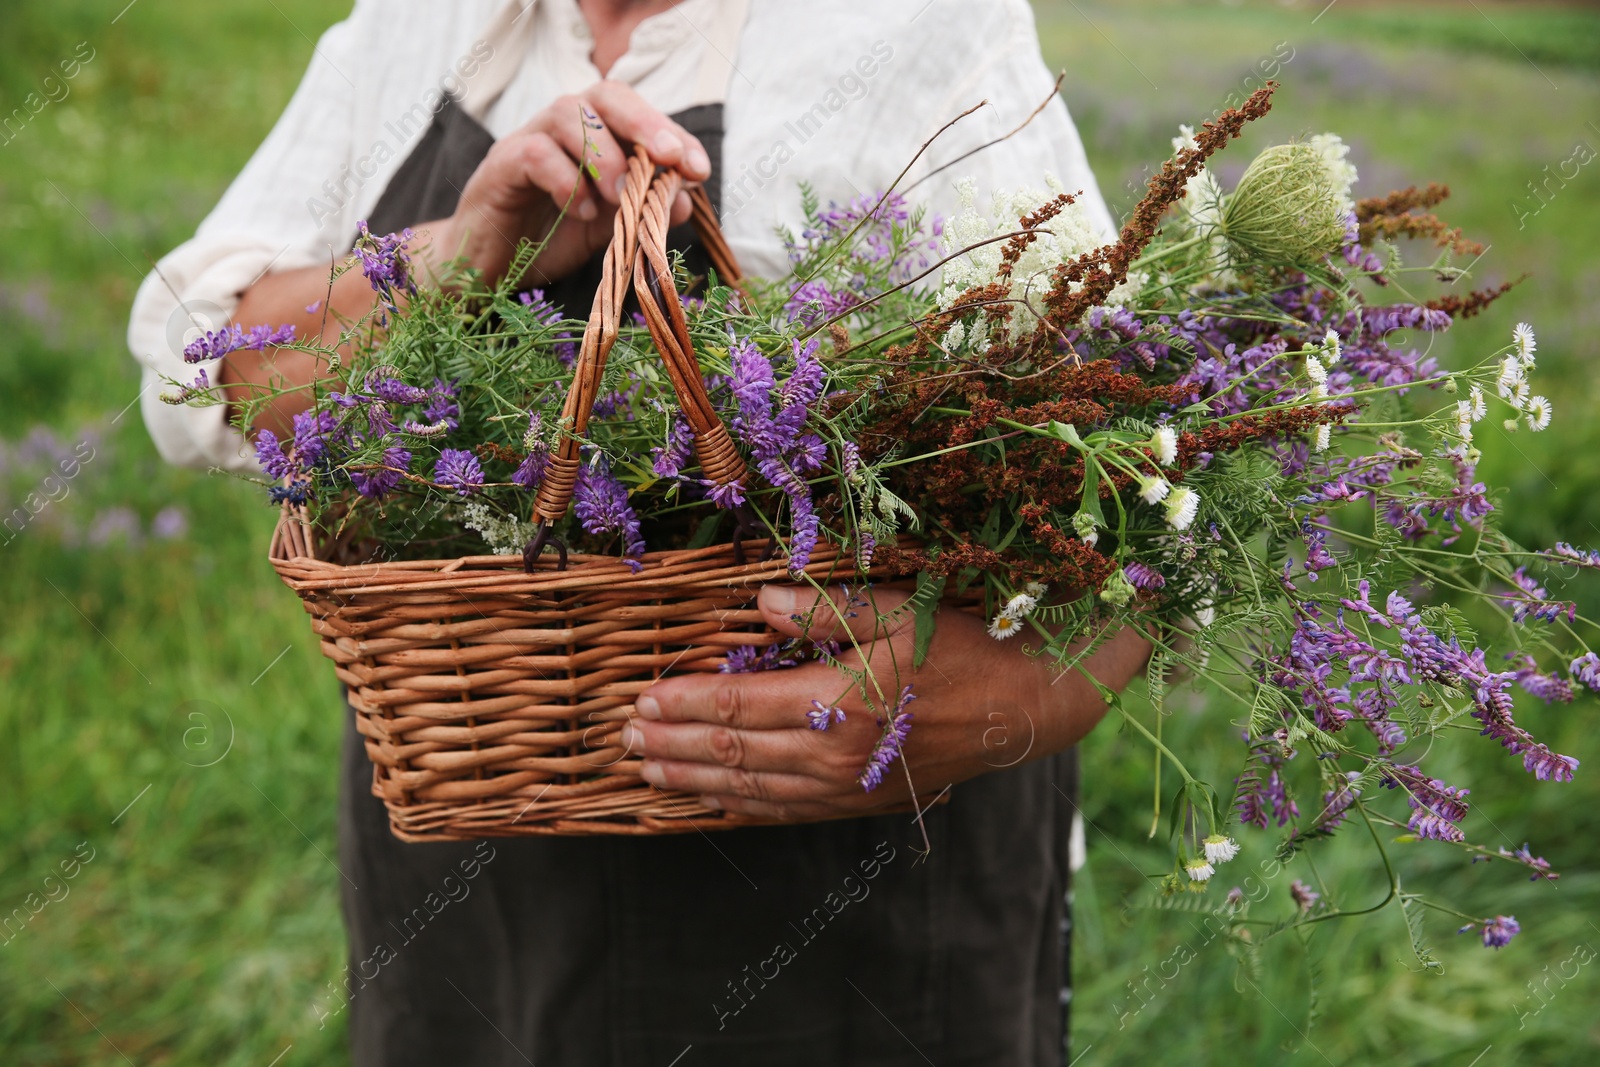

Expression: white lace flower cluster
xmin=461 ymin=502 xmax=537 ymax=555
xmin=939 ymin=176 xmax=1140 ymax=353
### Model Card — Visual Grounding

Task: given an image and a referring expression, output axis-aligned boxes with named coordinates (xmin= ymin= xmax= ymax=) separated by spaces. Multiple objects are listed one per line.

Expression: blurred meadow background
xmin=2 ymin=0 xmax=1598 ymax=1063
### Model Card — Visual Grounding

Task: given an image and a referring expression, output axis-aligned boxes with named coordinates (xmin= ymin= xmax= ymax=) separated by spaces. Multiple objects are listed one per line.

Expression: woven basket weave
xmin=271 ymin=148 xmax=891 ymax=840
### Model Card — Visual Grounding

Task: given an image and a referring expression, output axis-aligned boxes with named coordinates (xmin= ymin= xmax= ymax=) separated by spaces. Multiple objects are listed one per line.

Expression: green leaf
xmin=1079 ymin=459 xmax=1106 ymax=524
xmin=687 ymin=511 xmax=724 ymax=549
xmin=913 ymin=571 xmax=947 ymax=669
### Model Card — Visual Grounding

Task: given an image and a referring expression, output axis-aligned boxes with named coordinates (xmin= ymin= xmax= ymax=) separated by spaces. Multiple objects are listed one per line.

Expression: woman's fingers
xmin=623 ymin=718 xmax=871 ymax=778
xmin=524 ymin=94 xmax=629 ymax=209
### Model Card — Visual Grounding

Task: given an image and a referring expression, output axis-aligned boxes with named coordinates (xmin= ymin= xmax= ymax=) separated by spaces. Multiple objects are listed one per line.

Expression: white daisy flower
xmin=987 ymin=613 xmax=1024 ymax=641
xmin=1454 ymin=402 xmax=1474 ymax=443
xmin=1526 ymin=395 xmax=1552 ymax=432
xmin=1515 ymin=380 xmax=1530 ymax=408
xmin=1323 ymin=328 xmax=1342 ymax=364
xmin=1313 ymin=424 xmax=1331 ymax=453
xmin=1002 ymin=592 xmax=1038 ymax=619
xmin=1184 ymin=858 xmax=1216 ymax=883
xmin=1468 ymin=384 xmax=1487 ymax=421
xmin=1152 ymin=426 xmax=1178 ymax=466
xmin=1305 ymin=356 xmax=1328 ymax=387
xmin=1139 ymin=476 xmax=1171 ymax=505
xmin=1497 ymin=357 xmax=1525 ymax=407
xmin=1165 ymin=486 xmax=1200 ymax=531
xmin=1203 ymin=834 xmax=1241 ymax=865
xmin=1024 ymin=581 xmax=1049 ymax=598
xmin=1513 ymin=322 xmax=1536 ymax=366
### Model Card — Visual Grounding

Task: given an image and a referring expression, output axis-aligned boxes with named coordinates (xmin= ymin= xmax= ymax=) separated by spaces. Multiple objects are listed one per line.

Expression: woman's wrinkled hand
xmin=623 ymin=583 xmax=1152 ymax=822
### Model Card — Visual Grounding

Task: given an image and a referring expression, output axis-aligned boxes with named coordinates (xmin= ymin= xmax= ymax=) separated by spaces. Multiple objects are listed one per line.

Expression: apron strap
xmin=454 ymin=0 xmax=750 ymax=122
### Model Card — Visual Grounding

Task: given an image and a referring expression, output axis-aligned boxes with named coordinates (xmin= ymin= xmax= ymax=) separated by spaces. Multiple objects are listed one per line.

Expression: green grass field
xmin=2 ymin=1 xmax=1598 ymax=1063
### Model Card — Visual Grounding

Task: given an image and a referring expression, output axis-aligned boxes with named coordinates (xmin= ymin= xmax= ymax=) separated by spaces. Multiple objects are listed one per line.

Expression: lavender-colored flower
xmin=1382 ymin=764 xmax=1469 ymax=842
xmin=1502 ymin=567 xmax=1575 ymax=624
xmin=434 ymin=448 xmax=483 ymax=496
xmin=807 ymin=701 xmax=846 ymax=731
xmin=1510 ymin=655 xmax=1574 ymax=704
xmin=574 ymin=454 xmax=645 ymax=566
xmin=1315 ymin=770 xmax=1362 ymax=832
xmin=422 ymin=379 xmax=460 ymax=432
xmin=268 ymin=479 xmax=312 ymax=505
xmin=1548 ymin=541 xmax=1600 ymax=570
xmin=367 ymin=375 xmax=431 ymax=405
xmin=858 ymin=685 xmax=916 ymax=792
xmin=1461 ymin=915 xmax=1520 ymax=950
xmin=87 ymin=506 xmax=140 ymax=547
xmin=1123 ymin=560 xmax=1166 ymax=591
xmin=353 ymin=446 xmax=410 ymax=499
xmin=353 ymin=221 xmax=416 ymax=311
xmin=1571 ymin=652 xmax=1600 ymax=692
xmin=1289 ymin=879 xmax=1321 ymax=913
xmin=651 ymin=416 xmax=695 ymax=479
xmin=182 ymin=322 xmax=296 ymax=363
xmin=150 ymin=506 xmax=188 ymax=541
xmin=1236 ymin=740 xmax=1300 ymax=829
xmin=292 ymin=409 xmax=340 ymax=467
xmin=1495 ymin=843 xmax=1558 ymax=882
xmin=255 ymin=429 xmax=292 ymax=479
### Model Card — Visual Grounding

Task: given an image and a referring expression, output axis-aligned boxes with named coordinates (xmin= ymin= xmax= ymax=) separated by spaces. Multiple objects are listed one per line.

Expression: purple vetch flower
xmin=703 ymin=479 xmax=746 ymax=509
xmin=1510 ymin=655 xmax=1574 ymax=704
xmin=1502 ymin=567 xmax=1575 ymax=624
xmin=292 ymin=409 xmax=340 ymax=467
xmin=651 ymin=415 xmax=696 ymax=479
xmin=150 ymin=506 xmax=189 ymax=541
xmin=1381 ymin=764 xmax=1469 ymax=842
xmin=162 ymin=367 xmax=211 ymax=404
xmin=1547 ymin=542 xmax=1600 ymax=570
xmin=720 ymin=638 xmax=839 ymax=674
xmin=353 ymin=221 xmax=417 ymax=312
xmin=367 ymin=374 xmax=431 ymax=405
xmin=353 ymin=445 xmax=411 ymax=499
xmin=255 ymin=429 xmax=293 ymax=480
xmin=807 ymin=701 xmax=846 ymax=731
xmin=434 ymin=448 xmax=484 ymax=496
xmin=182 ymin=322 xmax=296 ymax=363
xmin=574 ymin=454 xmax=645 ymax=568
xmin=1289 ymin=879 xmax=1321 ymax=913
xmin=423 ymin=379 xmax=460 ymax=431
xmin=1460 ymin=915 xmax=1520 ymax=950
xmin=268 ymin=479 xmax=312 ymax=505
xmin=839 ymin=441 xmax=863 ymax=483
xmin=1570 ymin=652 xmax=1600 ymax=692
xmin=1236 ymin=738 xmax=1300 ymax=829
xmin=1122 ymin=560 xmax=1165 ymax=591
xmin=1496 ymin=843 xmax=1558 ymax=882
xmin=858 ymin=685 xmax=916 ymax=792
xmin=1315 ymin=770 xmax=1362 ymax=832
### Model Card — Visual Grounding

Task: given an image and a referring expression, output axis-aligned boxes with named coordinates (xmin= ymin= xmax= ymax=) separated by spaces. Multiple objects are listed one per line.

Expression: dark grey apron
xmin=336 ymin=79 xmax=1080 ymax=1067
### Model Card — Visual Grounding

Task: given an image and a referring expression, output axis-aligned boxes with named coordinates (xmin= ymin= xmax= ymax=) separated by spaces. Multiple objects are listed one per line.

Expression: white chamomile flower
xmin=1305 ymin=356 xmax=1329 ymax=387
xmin=1513 ymin=322 xmax=1536 ymax=366
xmin=1323 ymin=328 xmax=1342 ymax=364
xmin=1152 ymin=425 xmax=1178 ymax=466
xmin=1497 ymin=358 xmax=1525 ymax=407
xmin=1313 ymin=423 xmax=1331 ymax=453
xmin=1468 ymin=384 xmax=1487 ymax=421
xmin=1515 ymin=379 xmax=1530 ymax=408
xmin=1139 ymin=476 xmax=1171 ymax=505
xmin=1165 ymin=486 xmax=1200 ymax=531
xmin=1024 ymin=581 xmax=1049 ymax=598
xmin=1203 ymin=834 xmax=1240 ymax=864
xmin=1002 ymin=592 xmax=1038 ymax=619
xmin=1454 ymin=402 xmax=1474 ymax=443
xmin=1184 ymin=858 xmax=1216 ymax=883
xmin=1526 ymin=395 xmax=1552 ymax=432
xmin=987 ymin=613 xmax=1024 ymax=641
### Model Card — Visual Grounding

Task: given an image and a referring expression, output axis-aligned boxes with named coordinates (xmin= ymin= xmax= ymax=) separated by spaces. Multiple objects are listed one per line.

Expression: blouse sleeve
xmin=126 ymin=3 xmax=370 ymax=472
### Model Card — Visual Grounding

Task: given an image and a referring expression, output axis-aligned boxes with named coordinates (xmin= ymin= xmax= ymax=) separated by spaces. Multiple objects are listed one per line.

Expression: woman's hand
xmin=416 ymin=79 xmax=711 ymax=287
xmin=624 ymin=585 xmax=1153 ymax=821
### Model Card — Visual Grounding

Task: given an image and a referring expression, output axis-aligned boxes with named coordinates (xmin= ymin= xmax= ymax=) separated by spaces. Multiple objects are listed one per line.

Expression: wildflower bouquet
xmin=168 ymin=84 xmax=1593 ymax=949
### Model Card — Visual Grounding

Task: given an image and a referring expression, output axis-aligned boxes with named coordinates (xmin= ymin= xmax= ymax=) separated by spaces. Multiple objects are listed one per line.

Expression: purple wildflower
xmin=1289 ymin=879 xmax=1321 ymax=913
xmin=1496 ymin=843 xmax=1558 ymax=882
xmin=1460 ymin=915 xmax=1520 ymax=950
xmin=182 ymin=322 xmax=296 ymax=363
xmin=150 ymin=506 xmax=189 ymax=541
xmin=1510 ymin=655 xmax=1574 ymax=704
xmin=353 ymin=221 xmax=416 ymax=312
xmin=423 ymin=379 xmax=460 ymax=431
xmin=858 ymin=685 xmax=916 ymax=792
xmin=574 ymin=455 xmax=645 ymax=567
xmin=1570 ymin=652 xmax=1600 ymax=692
xmin=1547 ymin=542 xmax=1600 ymax=570
xmin=1315 ymin=770 xmax=1362 ymax=832
xmin=1503 ymin=567 xmax=1575 ymax=624
xmin=1123 ymin=560 xmax=1166 ymax=591
xmin=292 ymin=409 xmax=340 ymax=467
xmin=255 ymin=430 xmax=292 ymax=479
xmin=1236 ymin=740 xmax=1300 ymax=829
xmin=1382 ymin=764 xmax=1469 ymax=842
xmin=651 ymin=416 xmax=696 ymax=479
xmin=352 ymin=445 xmax=410 ymax=499
xmin=434 ymin=448 xmax=484 ymax=496
xmin=807 ymin=701 xmax=846 ymax=731
xmin=367 ymin=375 xmax=430 ymax=405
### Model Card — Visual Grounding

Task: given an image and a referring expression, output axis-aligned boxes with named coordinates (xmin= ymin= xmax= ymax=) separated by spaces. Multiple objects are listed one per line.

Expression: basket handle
xmin=530 ymin=145 xmax=747 ymax=528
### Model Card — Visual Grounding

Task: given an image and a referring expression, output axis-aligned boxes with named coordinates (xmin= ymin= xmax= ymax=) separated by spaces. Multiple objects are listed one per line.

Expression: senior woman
xmin=128 ymin=1 xmax=1149 ymax=1063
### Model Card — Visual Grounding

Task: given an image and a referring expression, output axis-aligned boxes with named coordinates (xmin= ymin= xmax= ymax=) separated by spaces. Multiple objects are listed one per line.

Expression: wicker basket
xmin=270 ymin=148 xmax=892 ymax=840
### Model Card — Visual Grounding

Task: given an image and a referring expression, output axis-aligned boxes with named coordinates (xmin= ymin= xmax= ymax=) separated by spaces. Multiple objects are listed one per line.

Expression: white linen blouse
xmin=127 ymin=0 xmax=1112 ymax=472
